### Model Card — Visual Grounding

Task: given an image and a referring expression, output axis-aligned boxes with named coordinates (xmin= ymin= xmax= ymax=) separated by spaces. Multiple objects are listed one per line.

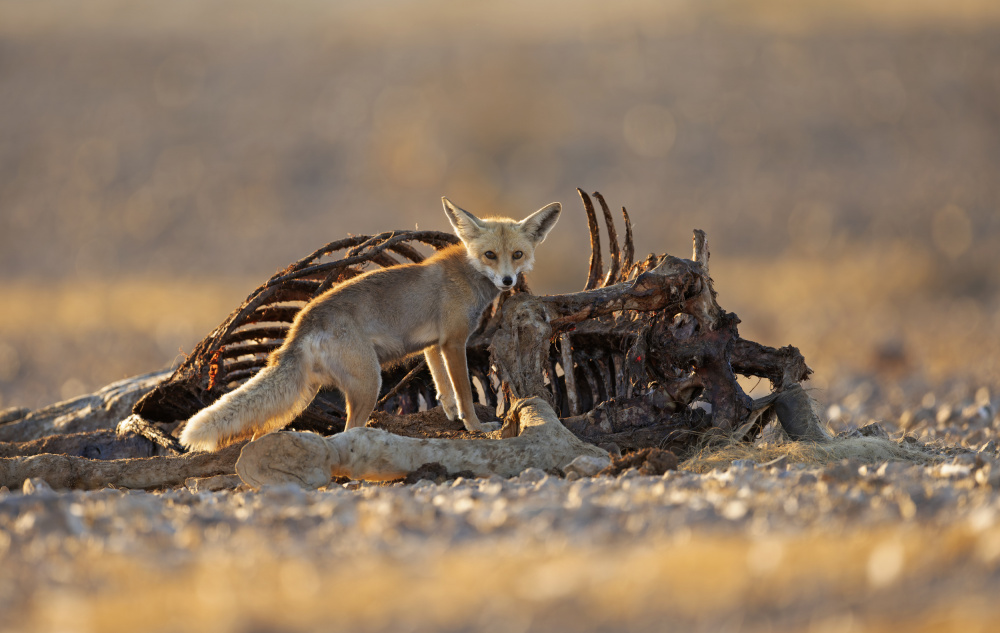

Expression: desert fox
xmin=180 ymin=198 xmax=561 ymax=451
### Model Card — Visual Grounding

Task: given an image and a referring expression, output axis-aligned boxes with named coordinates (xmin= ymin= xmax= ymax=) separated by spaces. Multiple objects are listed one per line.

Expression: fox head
xmin=443 ymin=197 xmax=561 ymax=291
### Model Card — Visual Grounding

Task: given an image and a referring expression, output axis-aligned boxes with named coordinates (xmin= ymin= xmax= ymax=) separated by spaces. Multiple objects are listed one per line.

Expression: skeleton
xmin=132 ymin=189 xmax=811 ymax=454
xmin=0 ymin=190 xmax=817 ymax=489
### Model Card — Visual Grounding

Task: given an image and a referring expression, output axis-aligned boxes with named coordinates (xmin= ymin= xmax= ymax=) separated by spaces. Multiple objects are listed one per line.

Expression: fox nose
xmin=502 ymin=276 xmax=514 ymax=287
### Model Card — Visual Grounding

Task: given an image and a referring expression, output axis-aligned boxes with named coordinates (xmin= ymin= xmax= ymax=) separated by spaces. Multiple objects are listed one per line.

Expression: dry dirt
xmin=2 ymin=417 xmax=1000 ymax=633
xmin=2 ymin=385 xmax=998 ymax=633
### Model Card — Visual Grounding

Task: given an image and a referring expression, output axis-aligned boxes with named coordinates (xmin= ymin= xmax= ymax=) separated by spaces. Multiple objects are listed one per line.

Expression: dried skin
xmin=598 ymin=447 xmax=679 ymax=477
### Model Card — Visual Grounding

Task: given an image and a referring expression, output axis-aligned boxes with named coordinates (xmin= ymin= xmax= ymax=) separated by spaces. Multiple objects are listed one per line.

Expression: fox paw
xmin=438 ymin=396 xmax=460 ymax=421
xmin=467 ymin=420 xmax=501 ymax=433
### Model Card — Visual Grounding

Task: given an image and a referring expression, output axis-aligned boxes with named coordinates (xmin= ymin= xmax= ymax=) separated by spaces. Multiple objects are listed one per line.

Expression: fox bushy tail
xmin=179 ymin=346 xmax=318 ymax=452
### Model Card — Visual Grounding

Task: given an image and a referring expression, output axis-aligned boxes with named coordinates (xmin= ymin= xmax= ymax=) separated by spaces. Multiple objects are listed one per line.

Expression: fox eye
xmin=512 ymin=251 xmax=523 ymax=260
xmin=484 ymin=251 xmax=497 ymax=260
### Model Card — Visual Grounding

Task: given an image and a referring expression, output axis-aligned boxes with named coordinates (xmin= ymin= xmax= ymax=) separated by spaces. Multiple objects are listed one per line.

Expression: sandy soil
xmin=2 ymin=445 xmax=999 ymax=632
xmin=2 ymin=386 xmax=999 ymax=632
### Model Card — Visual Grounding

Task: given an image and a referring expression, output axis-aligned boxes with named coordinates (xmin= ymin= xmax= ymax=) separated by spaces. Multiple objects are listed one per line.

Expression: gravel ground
xmin=2 ymin=387 xmax=999 ymax=633
xmin=2 ymin=2 xmax=998 ymax=631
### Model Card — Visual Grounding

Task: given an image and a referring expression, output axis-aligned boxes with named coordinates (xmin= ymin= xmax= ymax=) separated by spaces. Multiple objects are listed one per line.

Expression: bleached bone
xmin=0 ymin=370 xmax=169 ymax=444
xmin=234 ymin=397 xmax=610 ymax=488
xmin=0 ymin=442 xmax=243 ymax=491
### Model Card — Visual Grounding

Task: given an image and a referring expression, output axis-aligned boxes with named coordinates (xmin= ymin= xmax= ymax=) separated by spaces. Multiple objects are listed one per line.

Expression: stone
xmin=22 ymin=478 xmax=54 ymax=495
xmin=517 ymin=468 xmax=547 ymax=484
xmin=185 ymin=474 xmax=243 ymax=493
xmin=563 ymin=455 xmax=610 ymax=478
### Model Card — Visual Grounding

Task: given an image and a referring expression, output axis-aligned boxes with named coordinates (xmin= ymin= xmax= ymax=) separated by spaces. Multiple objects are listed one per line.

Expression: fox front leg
xmin=440 ymin=340 xmax=501 ymax=433
xmin=425 ymin=345 xmax=459 ymax=420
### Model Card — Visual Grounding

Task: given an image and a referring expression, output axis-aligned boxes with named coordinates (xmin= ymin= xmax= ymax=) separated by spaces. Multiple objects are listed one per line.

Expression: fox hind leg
xmin=425 ymin=345 xmax=460 ymax=420
xmin=340 ymin=348 xmax=381 ymax=431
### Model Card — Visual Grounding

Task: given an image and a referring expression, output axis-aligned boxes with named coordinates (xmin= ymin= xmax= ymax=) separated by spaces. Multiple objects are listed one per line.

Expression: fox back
xmin=292 ymin=244 xmax=496 ymax=366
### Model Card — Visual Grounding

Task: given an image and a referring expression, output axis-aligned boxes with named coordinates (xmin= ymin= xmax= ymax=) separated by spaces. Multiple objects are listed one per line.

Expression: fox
xmin=179 ymin=197 xmax=562 ymax=452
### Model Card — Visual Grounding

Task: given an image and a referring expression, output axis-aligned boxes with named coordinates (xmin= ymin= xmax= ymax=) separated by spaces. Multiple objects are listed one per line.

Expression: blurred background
xmin=1 ymin=0 xmax=998 ymax=423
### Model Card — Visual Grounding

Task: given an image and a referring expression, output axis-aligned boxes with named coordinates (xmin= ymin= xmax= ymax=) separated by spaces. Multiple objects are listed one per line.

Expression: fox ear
xmin=518 ymin=202 xmax=562 ymax=244
xmin=442 ymin=197 xmax=485 ymax=243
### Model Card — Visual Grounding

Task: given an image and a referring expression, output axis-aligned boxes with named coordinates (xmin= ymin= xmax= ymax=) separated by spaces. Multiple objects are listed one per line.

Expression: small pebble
xmin=618 ymin=467 xmax=640 ymax=479
xmin=517 ymin=468 xmax=547 ymax=484
xmin=936 ymin=405 xmax=955 ymax=425
xmin=22 ymin=478 xmax=54 ymax=495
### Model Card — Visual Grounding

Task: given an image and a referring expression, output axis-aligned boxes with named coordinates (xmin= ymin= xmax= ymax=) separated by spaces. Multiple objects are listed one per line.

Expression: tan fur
xmin=180 ymin=198 xmax=561 ymax=452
